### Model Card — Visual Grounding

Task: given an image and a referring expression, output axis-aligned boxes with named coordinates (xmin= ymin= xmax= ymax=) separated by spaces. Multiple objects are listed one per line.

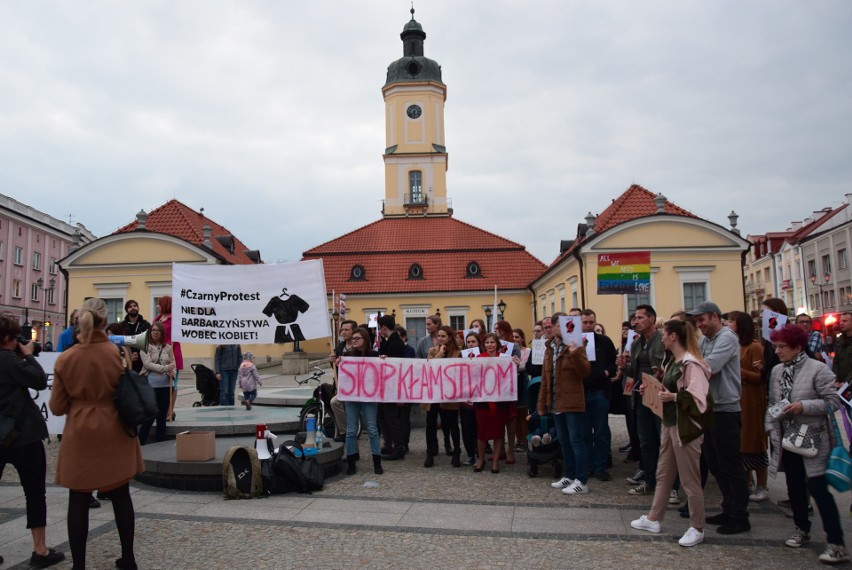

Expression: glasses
xmin=352 ymin=337 xmax=364 ymax=342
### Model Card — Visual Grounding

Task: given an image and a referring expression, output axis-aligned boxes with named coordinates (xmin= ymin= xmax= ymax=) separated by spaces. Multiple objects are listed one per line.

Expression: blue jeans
xmin=583 ymin=390 xmax=611 ymax=473
xmin=345 ymin=401 xmax=381 ymax=457
xmin=554 ymin=411 xmax=587 ymax=484
xmin=243 ymin=390 xmax=257 ymax=403
xmin=636 ymin=402 xmax=661 ymax=487
xmin=219 ymin=369 xmax=238 ymax=405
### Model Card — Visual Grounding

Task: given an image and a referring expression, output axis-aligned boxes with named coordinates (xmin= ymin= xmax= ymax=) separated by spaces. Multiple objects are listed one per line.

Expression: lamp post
xmin=484 ymin=306 xmax=492 ymax=330
xmin=21 ymin=308 xmax=31 ymax=341
xmin=36 ymin=277 xmax=55 ymax=344
xmin=497 ymin=299 xmax=507 ymax=321
xmin=810 ymin=272 xmax=831 ymax=312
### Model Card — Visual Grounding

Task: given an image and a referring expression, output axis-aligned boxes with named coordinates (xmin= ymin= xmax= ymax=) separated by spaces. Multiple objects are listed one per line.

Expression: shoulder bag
xmin=113 ymin=346 xmax=158 ymax=436
xmin=782 ymin=419 xmax=823 ymax=458
xmin=826 ymin=409 xmax=852 ymax=492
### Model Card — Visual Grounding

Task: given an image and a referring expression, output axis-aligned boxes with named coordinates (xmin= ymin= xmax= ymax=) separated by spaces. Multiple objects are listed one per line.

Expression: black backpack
xmin=271 ymin=440 xmax=324 ymax=494
xmin=222 ymin=446 xmax=264 ymax=499
xmin=113 ymin=367 xmax=158 ymax=437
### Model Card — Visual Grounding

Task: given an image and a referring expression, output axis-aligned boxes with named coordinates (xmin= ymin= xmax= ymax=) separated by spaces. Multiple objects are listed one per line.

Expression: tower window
xmin=408 ymin=171 xmax=423 ymax=204
xmin=349 ymin=265 xmax=365 ymax=281
xmin=466 ymin=261 xmax=482 ymax=278
xmin=408 ymin=263 xmax=424 ymax=280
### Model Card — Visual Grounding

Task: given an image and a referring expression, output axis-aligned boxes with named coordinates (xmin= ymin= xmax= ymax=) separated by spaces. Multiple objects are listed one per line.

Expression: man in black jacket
xmin=580 ymin=309 xmax=618 ymax=481
xmin=120 ymin=300 xmax=150 ymax=373
xmin=376 ymin=315 xmax=407 ymax=460
xmin=0 ymin=317 xmax=65 ymax=568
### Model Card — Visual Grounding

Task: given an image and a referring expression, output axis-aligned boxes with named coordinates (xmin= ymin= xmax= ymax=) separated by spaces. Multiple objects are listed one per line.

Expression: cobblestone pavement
xmin=2 ymin=371 xmax=850 ymax=568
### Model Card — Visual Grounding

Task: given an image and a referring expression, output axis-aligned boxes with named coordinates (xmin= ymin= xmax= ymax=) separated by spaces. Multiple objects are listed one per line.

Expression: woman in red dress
xmin=475 ymin=333 xmax=510 ymax=473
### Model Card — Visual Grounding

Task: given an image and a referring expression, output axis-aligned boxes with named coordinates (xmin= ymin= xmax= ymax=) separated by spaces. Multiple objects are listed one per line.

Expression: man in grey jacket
xmin=688 ymin=301 xmax=750 ymax=535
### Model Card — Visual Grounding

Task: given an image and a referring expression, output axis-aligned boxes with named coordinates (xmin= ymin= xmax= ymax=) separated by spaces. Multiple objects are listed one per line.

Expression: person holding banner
xmin=0 ymin=317 xmax=66 ymax=568
xmin=424 ymin=326 xmax=462 ymax=468
xmin=377 ymin=315 xmax=407 ymax=461
xmin=51 ymin=298 xmax=143 ymax=570
xmin=154 ymin=296 xmax=182 ymax=423
xmin=538 ymin=312 xmax=592 ymax=495
xmin=343 ymin=327 xmax=383 ymax=476
xmin=460 ymin=332 xmax=481 ymax=465
xmin=475 ymin=333 xmax=514 ymax=473
xmin=630 ymin=319 xmax=710 ymax=547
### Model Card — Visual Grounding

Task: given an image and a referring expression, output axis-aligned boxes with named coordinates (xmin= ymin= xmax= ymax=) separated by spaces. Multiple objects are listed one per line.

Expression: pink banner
xmin=336 ymin=357 xmax=518 ymax=403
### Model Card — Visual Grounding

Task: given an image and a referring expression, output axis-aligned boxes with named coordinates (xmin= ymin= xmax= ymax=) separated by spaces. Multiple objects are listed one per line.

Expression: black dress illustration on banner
xmin=262 ymin=288 xmax=310 ymax=343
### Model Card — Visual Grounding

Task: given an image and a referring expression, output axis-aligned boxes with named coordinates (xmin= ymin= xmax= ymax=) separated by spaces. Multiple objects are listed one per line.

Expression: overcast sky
xmin=2 ymin=1 xmax=850 ymax=265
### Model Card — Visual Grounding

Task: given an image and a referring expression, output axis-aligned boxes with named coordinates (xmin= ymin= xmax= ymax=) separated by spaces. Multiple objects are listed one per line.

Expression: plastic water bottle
xmin=315 ymin=425 xmax=324 ymax=449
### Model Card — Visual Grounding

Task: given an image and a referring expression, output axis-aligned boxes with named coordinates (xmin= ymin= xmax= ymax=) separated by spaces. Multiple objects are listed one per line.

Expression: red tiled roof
xmin=540 ymin=184 xmax=699 ymax=276
xmin=114 ymin=199 xmax=259 ymax=265
xmin=302 ymin=217 xmax=545 ymax=294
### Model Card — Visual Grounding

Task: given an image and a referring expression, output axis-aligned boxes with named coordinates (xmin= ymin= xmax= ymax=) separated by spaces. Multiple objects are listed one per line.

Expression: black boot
xmin=372 ymin=454 xmax=383 ymax=475
xmin=451 ymin=449 xmax=461 ymax=468
xmin=346 ymin=455 xmax=357 ymax=475
xmin=424 ymin=453 xmax=434 ymax=468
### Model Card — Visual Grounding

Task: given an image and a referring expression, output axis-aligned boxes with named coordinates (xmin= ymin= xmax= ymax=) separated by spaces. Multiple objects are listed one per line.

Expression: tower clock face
xmin=406 ymin=104 xmax=422 ymax=119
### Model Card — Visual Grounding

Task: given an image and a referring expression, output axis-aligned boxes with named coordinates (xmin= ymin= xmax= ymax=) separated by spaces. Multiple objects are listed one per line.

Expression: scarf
xmin=779 ymin=350 xmax=808 ymax=402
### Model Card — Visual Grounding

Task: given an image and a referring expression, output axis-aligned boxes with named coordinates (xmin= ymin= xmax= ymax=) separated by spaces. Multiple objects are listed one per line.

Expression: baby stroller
xmin=525 ymin=377 xmax=562 ymax=478
xmin=191 ymin=363 xmax=220 ymax=407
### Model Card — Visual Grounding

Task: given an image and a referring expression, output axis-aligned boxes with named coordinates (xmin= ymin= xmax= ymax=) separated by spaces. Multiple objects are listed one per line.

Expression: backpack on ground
xmin=222 ymin=446 xmax=264 ymax=499
xmin=271 ymin=440 xmax=324 ymax=494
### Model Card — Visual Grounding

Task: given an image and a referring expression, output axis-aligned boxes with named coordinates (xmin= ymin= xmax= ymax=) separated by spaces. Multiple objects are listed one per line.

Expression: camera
xmin=17 ymin=337 xmax=42 ymax=357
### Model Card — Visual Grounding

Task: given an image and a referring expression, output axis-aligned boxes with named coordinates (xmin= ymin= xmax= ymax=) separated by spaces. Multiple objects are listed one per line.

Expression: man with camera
xmin=0 ymin=317 xmax=65 ymax=567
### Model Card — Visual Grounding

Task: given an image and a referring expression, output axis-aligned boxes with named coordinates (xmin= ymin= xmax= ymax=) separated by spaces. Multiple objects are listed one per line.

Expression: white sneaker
xmin=551 ymin=477 xmax=572 ymax=489
xmin=678 ymin=527 xmax=704 ymax=547
xmin=669 ymin=489 xmax=681 ymax=505
xmin=819 ymin=543 xmax=850 ymax=564
xmin=749 ymin=486 xmax=769 ymax=502
xmin=630 ymin=515 xmax=661 ymax=533
xmin=562 ymin=480 xmax=589 ymax=495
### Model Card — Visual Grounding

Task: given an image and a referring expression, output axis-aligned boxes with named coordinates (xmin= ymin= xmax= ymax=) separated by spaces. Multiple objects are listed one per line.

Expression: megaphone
xmin=108 ymin=330 xmax=148 ymax=351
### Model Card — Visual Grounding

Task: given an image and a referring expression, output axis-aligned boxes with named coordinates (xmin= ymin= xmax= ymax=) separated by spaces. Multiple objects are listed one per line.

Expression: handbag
xmin=826 ymin=410 xmax=852 ymax=492
xmin=114 ymin=368 xmax=159 ymax=437
xmin=0 ymin=388 xmax=30 ymax=448
xmin=782 ymin=419 xmax=823 ymax=458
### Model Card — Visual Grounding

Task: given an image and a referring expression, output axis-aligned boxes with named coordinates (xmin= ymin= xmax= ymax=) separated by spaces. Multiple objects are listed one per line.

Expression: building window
xmin=465 ymin=261 xmax=482 ymax=278
xmin=14 ymin=246 xmax=23 ymax=265
xmin=683 ymin=283 xmax=707 ymax=311
xmin=48 ymin=288 xmax=56 ymax=305
xmin=12 ymin=280 xmax=21 ymax=299
xmin=808 ymin=259 xmax=817 ymax=278
xmin=31 ymin=283 xmax=40 ymax=302
xmin=823 ymin=254 xmax=832 ymax=275
xmin=627 ymin=292 xmax=651 ymax=316
xmin=450 ymin=315 xmax=465 ymax=331
xmin=839 ymin=249 xmax=848 ymax=270
xmin=0 ymin=241 xmax=3 ymax=260
xmin=408 ymin=263 xmax=424 ymax=280
xmin=103 ymin=298 xmax=124 ymax=325
xmin=408 ymin=171 xmax=423 ymax=204
xmin=349 ymin=265 xmax=365 ymax=281
xmin=50 ymin=258 xmax=58 ymax=274
xmin=32 ymin=252 xmax=41 ymax=271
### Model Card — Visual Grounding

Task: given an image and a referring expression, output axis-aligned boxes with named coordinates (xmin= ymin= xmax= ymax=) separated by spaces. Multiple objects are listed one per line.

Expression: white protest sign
xmin=337 ymin=356 xmax=517 ymax=403
xmin=583 ymin=333 xmax=597 ymax=361
xmin=625 ymin=329 xmax=638 ymax=353
xmin=498 ymin=341 xmax=516 ymax=358
xmin=368 ymin=313 xmax=379 ymax=329
xmin=531 ymin=338 xmax=546 ymax=365
xmin=558 ymin=315 xmax=584 ymax=347
xmin=461 ymin=347 xmax=480 ymax=359
xmin=172 ymin=261 xmax=331 ymax=344
xmin=32 ymin=352 xmax=65 ymax=434
xmin=761 ymin=310 xmax=788 ymax=341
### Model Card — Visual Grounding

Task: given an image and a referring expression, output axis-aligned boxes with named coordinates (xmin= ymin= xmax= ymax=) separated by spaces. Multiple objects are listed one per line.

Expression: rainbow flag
xmin=597 ymin=252 xmax=651 ymax=295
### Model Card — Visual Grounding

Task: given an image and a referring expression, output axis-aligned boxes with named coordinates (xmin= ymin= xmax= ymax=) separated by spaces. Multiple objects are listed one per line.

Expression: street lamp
xmin=810 ymin=272 xmax=831 ymax=311
xmin=36 ymin=277 xmax=55 ymax=344
xmin=497 ymin=299 xmax=507 ymax=320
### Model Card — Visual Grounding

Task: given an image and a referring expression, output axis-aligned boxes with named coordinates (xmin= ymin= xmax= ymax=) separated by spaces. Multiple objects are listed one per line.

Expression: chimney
xmin=585 ymin=212 xmax=596 ymax=237
xmin=654 ymin=193 xmax=666 ymax=214
xmin=202 ymin=225 xmax=212 ymax=248
xmin=135 ymin=209 xmax=148 ymax=230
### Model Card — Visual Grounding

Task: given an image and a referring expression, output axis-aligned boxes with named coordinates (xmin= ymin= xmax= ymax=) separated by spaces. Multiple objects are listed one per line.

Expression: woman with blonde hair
xmin=51 ymin=298 xmax=144 ymax=569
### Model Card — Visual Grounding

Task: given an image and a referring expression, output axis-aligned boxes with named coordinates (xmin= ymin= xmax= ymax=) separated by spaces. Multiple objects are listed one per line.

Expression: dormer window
xmin=466 ymin=261 xmax=482 ymax=278
xmin=350 ymin=265 xmax=365 ymax=281
xmin=408 ymin=263 xmax=424 ymax=280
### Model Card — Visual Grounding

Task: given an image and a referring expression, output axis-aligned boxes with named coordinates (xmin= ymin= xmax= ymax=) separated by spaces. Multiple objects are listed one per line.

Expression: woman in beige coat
xmin=51 ymin=298 xmax=144 ymax=570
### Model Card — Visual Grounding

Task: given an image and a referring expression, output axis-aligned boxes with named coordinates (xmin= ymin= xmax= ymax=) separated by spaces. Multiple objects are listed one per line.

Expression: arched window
xmin=408 ymin=171 xmax=423 ymax=204
xmin=349 ymin=265 xmax=365 ymax=281
xmin=408 ymin=263 xmax=424 ymax=280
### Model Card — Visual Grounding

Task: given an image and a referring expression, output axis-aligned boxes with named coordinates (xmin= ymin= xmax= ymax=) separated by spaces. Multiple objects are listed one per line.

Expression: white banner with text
xmin=336 ymin=356 xmax=518 ymax=403
xmin=171 ymin=261 xmax=331 ymax=344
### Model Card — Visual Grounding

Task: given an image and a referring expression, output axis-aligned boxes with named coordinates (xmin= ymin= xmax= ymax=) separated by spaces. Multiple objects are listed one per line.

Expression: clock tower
xmin=382 ymin=9 xmax=450 ymax=218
